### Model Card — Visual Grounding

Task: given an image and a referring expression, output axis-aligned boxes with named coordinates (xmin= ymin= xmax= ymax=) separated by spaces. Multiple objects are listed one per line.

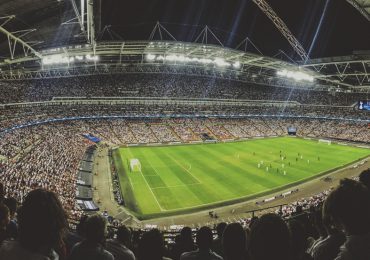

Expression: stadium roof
xmin=0 ymin=1 xmax=368 ymax=89
xmin=0 ymin=0 xmax=82 ymax=51
xmin=0 ymin=0 xmax=369 ymax=59
xmin=346 ymin=0 xmax=370 ymax=21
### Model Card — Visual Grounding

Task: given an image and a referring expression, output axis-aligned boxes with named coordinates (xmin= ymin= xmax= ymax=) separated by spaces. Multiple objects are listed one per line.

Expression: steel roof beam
xmin=252 ymin=0 xmax=309 ymax=62
xmin=0 ymin=24 xmax=42 ymax=60
xmin=346 ymin=0 xmax=370 ymax=21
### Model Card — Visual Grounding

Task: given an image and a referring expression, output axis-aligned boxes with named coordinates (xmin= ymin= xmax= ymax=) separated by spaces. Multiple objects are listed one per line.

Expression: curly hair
xmin=17 ymin=189 xmax=68 ymax=253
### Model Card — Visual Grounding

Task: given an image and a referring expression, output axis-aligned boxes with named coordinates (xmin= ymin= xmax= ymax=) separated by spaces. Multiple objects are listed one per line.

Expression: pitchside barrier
xmin=255 ymin=189 xmax=299 ymax=205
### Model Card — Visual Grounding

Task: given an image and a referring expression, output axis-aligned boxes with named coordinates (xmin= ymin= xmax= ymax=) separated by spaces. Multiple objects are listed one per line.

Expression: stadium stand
xmin=0 ymin=75 xmax=369 ymax=260
xmin=0 ymin=74 xmax=368 ymax=105
xmin=1 ymin=174 xmax=370 ymax=259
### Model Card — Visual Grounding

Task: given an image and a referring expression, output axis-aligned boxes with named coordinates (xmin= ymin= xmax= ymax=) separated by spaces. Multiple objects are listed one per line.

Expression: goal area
xmin=318 ymin=139 xmax=331 ymax=145
xmin=130 ymin=159 xmax=141 ymax=172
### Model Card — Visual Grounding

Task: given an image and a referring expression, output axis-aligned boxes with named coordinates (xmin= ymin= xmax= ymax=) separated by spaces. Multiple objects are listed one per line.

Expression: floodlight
xmin=276 ymin=69 xmax=314 ymax=82
xmin=214 ymin=58 xmax=230 ymax=67
xmin=146 ymin=54 xmax=156 ymax=61
xmin=233 ymin=61 xmax=241 ymax=68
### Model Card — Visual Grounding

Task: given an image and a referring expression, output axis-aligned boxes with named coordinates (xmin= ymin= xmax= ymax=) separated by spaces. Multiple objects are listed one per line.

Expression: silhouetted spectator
xmin=69 ymin=214 xmax=113 ymax=260
xmin=0 ymin=183 xmax=4 ymax=203
xmin=4 ymin=197 xmax=18 ymax=240
xmin=323 ymin=179 xmax=370 ymax=260
xmin=137 ymin=229 xmax=171 ymax=260
xmin=0 ymin=189 xmax=68 ymax=260
xmin=106 ymin=225 xmax=135 ymax=260
xmin=307 ymin=208 xmax=327 ymax=256
xmin=0 ymin=203 xmax=10 ymax=244
xmin=288 ymin=220 xmax=312 ymax=260
xmin=172 ymin=227 xmax=197 ymax=260
xmin=64 ymin=214 xmax=87 ymax=256
xmin=248 ymin=213 xmax=291 ymax=260
xmin=311 ymin=208 xmax=345 ymax=260
xmin=180 ymin=226 xmax=222 ymax=260
xmin=359 ymin=168 xmax=370 ymax=190
xmin=222 ymin=223 xmax=247 ymax=260
xmin=213 ymin=222 xmax=227 ymax=257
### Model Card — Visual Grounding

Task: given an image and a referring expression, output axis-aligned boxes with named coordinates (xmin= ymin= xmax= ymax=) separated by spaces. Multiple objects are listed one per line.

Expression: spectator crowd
xmin=0 ymin=73 xmax=369 ymax=259
xmin=0 ymin=73 xmax=369 ymax=105
xmin=0 ymin=169 xmax=370 ymax=260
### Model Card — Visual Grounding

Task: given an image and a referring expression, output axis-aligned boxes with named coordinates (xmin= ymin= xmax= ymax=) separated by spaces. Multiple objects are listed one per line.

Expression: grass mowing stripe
xmin=115 ymin=137 xmax=370 ymax=218
xmin=165 ymin=151 xmax=202 ymax=184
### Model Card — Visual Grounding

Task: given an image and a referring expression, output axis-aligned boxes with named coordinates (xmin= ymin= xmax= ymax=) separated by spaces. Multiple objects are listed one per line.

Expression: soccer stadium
xmin=0 ymin=0 xmax=369 ymax=259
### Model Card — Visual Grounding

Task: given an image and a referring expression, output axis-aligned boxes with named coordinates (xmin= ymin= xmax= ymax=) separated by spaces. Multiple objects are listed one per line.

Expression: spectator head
xmin=76 ymin=214 xmax=88 ymax=237
xmin=323 ymin=178 xmax=370 ymax=235
xmin=249 ymin=213 xmax=291 ymax=260
xmin=0 ymin=183 xmax=4 ymax=203
xmin=180 ymin=226 xmax=193 ymax=243
xmin=288 ymin=220 xmax=308 ymax=260
xmin=17 ymin=189 xmax=68 ymax=253
xmin=196 ymin=226 xmax=213 ymax=251
xmin=4 ymin=197 xmax=17 ymax=218
xmin=249 ymin=216 xmax=259 ymax=229
xmin=313 ymin=206 xmax=327 ymax=238
xmin=295 ymin=205 xmax=303 ymax=214
xmin=222 ymin=223 xmax=247 ymax=260
xmin=116 ymin=225 xmax=131 ymax=247
xmin=138 ymin=229 xmax=165 ymax=260
xmin=359 ymin=169 xmax=370 ymax=190
xmin=216 ymin=222 xmax=227 ymax=238
xmin=0 ymin=203 xmax=10 ymax=230
xmin=84 ymin=214 xmax=108 ymax=244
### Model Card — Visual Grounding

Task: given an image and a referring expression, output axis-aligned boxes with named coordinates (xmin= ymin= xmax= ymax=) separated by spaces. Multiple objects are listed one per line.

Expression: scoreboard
xmin=287 ymin=127 xmax=297 ymax=135
xmin=358 ymin=100 xmax=370 ymax=111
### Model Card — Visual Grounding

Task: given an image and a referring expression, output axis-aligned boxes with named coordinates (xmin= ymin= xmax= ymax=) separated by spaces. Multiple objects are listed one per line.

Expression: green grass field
xmin=113 ymin=137 xmax=370 ymax=219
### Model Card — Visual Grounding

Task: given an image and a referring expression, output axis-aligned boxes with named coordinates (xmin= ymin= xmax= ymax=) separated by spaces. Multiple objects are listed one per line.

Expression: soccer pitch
xmin=113 ymin=137 xmax=370 ymax=219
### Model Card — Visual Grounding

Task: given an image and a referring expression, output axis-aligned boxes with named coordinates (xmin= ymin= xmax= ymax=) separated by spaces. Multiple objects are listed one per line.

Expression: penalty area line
xmin=151 ymin=182 xmax=202 ymax=190
xmin=167 ymin=153 xmax=202 ymax=184
xmin=138 ymin=169 xmax=165 ymax=212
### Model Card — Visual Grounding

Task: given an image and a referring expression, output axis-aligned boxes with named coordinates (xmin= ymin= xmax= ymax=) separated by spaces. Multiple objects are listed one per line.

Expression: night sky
xmin=102 ymin=0 xmax=370 ymax=60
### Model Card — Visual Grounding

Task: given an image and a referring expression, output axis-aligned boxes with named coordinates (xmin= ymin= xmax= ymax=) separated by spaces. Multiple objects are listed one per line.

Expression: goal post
xmin=318 ymin=139 xmax=331 ymax=145
xmin=130 ymin=159 xmax=141 ymax=172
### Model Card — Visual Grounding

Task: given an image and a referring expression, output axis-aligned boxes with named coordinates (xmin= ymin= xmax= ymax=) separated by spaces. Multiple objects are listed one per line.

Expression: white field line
xmin=139 ymin=169 xmax=165 ymax=211
xmin=127 ymin=175 xmax=135 ymax=191
xmin=166 ymin=153 xmax=202 ymax=184
xmin=151 ymin=183 xmax=202 ymax=190
xmin=146 ymin=158 xmax=162 ymax=176
xmin=120 ymin=154 xmax=135 ymax=191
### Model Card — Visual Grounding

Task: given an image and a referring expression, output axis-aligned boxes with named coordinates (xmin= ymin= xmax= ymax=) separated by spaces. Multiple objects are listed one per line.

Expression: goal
xmin=130 ymin=159 xmax=141 ymax=172
xmin=318 ymin=139 xmax=331 ymax=145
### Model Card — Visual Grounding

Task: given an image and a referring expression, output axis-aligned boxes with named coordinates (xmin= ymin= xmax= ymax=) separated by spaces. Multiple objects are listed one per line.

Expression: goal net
xmin=318 ymin=139 xmax=331 ymax=145
xmin=130 ymin=159 xmax=141 ymax=172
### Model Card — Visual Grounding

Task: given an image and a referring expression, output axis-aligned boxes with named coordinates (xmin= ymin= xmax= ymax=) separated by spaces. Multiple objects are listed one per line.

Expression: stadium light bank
xmin=42 ymin=54 xmax=99 ymax=65
xmin=146 ymin=54 xmax=241 ymax=69
xmin=276 ymin=69 xmax=314 ymax=82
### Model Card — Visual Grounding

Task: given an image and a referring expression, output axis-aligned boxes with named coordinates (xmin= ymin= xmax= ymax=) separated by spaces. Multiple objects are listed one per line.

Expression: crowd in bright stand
xmin=0 ymin=117 xmax=369 ymax=225
xmin=0 ymin=73 xmax=369 ymax=259
xmin=0 ymin=73 xmax=369 ymax=105
xmin=0 ymin=170 xmax=370 ymax=260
